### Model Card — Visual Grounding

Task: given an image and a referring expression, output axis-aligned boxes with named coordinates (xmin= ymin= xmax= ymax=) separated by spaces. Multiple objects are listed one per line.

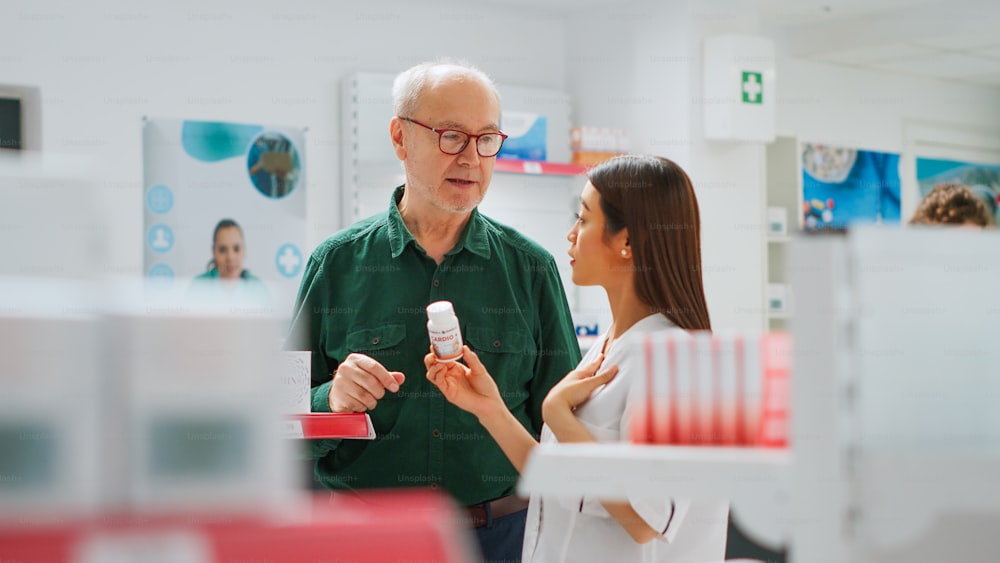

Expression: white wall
xmin=777 ymin=58 xmax=1000 ymax=152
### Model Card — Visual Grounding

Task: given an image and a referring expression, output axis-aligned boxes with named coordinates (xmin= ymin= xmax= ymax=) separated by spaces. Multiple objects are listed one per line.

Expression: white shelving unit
xmin=520 ymin=229 xmax=1000 ymax=562
xmin=519 ymin=443 xmax=791 ymax=547
xmin=763 ymin=135 xmax=802 ymax=331
xmin=520 ymin=444 xmax=790 ymax=501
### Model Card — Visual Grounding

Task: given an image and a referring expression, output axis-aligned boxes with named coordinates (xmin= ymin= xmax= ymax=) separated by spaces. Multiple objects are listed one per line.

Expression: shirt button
xmin=432 ymin=429 xmax=441 ymax=438
xmin=432 ymin=279 xmax=440 ymax=287
xmin=493 ymin=340 xmax=501 ymax=349
xmin=372 ymin=337 xmax=380 ymax=345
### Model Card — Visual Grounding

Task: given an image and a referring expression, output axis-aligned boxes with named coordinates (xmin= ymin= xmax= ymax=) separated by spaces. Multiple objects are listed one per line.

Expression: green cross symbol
xmin=742 ymin=71 xmax=762 ymax=104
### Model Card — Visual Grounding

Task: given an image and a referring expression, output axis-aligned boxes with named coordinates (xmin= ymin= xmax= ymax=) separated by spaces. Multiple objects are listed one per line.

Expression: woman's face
xmin=213 ymin=226 xmax=245 ymax=280
xmin=566 ymin=181 xmax=628 ymax=287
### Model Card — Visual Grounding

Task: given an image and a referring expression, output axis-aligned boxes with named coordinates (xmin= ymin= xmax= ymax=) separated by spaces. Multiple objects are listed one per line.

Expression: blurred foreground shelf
xmin=0 ymin=490 xmax=476 ymax=562
xmin=519 ymin=443 xmax=790 ymax=500
xmin=519 ymin=443 xmax=792 ymax=546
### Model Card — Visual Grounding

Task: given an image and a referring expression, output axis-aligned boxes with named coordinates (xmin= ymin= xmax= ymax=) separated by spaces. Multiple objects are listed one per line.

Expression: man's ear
xmin=390 ymin=117 xmax=407 ymax=161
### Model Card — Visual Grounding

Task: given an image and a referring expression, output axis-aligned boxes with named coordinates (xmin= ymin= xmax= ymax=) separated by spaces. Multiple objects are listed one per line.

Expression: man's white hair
xmin=392 ymin=58 xmax=501 ymax=119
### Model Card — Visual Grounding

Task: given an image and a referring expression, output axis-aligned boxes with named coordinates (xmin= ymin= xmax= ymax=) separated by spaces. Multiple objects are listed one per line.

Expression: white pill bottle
xmin=426 ymin=300 xmax=463 ymax=362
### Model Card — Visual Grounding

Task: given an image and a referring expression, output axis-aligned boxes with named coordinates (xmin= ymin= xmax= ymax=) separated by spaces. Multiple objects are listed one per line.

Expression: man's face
xmin=391 ymin=71 xmax=501 ymax=215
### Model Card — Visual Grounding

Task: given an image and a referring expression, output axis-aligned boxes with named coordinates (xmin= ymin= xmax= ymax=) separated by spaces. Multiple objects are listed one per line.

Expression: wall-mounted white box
xmin=703 ymin=35 xmax=776 ymax=143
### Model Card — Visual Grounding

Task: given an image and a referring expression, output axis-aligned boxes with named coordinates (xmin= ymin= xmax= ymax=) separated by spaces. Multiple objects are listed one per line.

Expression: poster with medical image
xmin=801 ymin=142 xmax=901 ymax=231
xmin=142 ymin=118 xmax=306 ymax=313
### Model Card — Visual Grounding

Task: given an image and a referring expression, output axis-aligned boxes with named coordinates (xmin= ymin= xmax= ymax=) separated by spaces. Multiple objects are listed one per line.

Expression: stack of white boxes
xmin=106 ymin=283 xmax=297 ymax=514
xmin=0 ymin=279 xmax=104 ymax=520
xmin=0 ymin=279 xmax=300 ymax=520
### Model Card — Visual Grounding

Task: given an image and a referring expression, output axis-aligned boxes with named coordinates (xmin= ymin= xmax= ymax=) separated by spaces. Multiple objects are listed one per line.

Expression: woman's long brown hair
xmin=588 ymin=155 xmax=712 ymax=331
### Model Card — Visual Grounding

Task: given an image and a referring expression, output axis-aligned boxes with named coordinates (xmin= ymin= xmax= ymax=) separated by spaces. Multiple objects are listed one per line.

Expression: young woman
xmin=425 ymin=154 xmax=728 ymax=562
xmin=189 ymin=218 xmax=270 ymax=304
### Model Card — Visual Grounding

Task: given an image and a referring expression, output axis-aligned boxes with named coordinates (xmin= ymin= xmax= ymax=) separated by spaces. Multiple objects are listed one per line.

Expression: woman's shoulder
xmin=623 ymin=314 xmax=681 ymax=341
xmin=607 ymin=315 xmax=686 ymax=366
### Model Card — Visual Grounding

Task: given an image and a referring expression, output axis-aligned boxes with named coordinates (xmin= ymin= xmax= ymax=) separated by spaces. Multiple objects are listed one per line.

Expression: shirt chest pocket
xmin=465 ymin=325 xmax=531 ymax=355
xmin=465 ymin=325 xmax=533 ymax=405
xmin=345 ymin=324 xmax=406 ymax=363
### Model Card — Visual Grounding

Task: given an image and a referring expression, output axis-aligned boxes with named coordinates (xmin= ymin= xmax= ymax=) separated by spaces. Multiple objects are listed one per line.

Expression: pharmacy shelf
xmin=284 ymin=413 xmax=375 ymax=439
xmin=494 ymin=158 xmax=588 ymax=176
xmin=518 ymin=443 xmax=792 ymax=545
xmin=519 ymin=443 xmax=790 ymax=500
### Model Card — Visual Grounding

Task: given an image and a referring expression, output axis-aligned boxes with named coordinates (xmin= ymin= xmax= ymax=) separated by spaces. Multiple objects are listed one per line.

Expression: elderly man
xmin=287 ymin=60 xmax=581 ymax=561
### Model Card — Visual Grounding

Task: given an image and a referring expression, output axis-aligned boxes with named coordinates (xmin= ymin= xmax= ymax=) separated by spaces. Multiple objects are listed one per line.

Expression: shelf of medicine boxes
xmin=518 ymin=442 xmax=791 ymax=538
xmin=494 ymin=158 xmax=588 ymax=176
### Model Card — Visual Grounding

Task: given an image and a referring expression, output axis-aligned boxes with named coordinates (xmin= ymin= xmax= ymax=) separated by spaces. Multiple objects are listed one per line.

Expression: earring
xmin=621 ymin=249 xmax=628 ymax=257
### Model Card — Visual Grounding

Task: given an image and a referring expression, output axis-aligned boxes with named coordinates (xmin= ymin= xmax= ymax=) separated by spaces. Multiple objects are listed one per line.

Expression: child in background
xmin=910 ymin=182 xmax=992 ymax=228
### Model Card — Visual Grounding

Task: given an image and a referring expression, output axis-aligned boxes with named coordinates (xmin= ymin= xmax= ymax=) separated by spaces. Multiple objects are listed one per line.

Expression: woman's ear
xmin=617 ymin=229 xmax=631 ymax=258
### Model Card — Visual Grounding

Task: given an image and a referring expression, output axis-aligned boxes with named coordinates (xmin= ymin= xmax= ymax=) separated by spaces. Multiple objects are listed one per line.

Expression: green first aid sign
xmin=742 ymin=71 xmax=762 ymax=104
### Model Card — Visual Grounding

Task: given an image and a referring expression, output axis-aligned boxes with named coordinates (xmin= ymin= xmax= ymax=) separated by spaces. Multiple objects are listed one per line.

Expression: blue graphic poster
xmin=142 ymin=118 xmax=306 ymax=312
xmin=801 ymin=143 xmax=901 ymax=231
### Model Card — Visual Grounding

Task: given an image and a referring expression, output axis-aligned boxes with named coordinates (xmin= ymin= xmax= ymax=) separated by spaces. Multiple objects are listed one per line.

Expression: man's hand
xmin=328 ymin=353 xmax=405 ymax=413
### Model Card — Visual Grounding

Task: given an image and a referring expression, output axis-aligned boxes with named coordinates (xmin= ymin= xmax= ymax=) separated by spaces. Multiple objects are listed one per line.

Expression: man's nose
xmin=455 ymin=140 xmax=481 ymax=165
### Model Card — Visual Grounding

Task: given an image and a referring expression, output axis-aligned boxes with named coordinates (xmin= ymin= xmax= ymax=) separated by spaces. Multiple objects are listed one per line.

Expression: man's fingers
xmin=349 ymin=353 xmax=400 ymax=393
xmin=390 ymin=371 xmax=405 ymax=387
xmin=342 ymin=388 xmax=377 ymax=411
xmin=329 ymin=380 xmax=378 ymax=413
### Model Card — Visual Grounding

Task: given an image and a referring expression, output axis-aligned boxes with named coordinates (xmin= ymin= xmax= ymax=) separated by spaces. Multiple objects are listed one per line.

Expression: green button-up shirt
xmin=287 ymin=186 xmax=581 ymax=506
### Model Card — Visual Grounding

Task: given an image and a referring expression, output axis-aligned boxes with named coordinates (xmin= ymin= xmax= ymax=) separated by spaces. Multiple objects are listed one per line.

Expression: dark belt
xmin=465 ymin=495 xmax=530 ymax=528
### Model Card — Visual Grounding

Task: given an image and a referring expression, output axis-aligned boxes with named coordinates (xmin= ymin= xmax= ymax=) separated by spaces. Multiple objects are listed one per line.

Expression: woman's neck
xmin=603 ymin=285 xmax=652 ymax=347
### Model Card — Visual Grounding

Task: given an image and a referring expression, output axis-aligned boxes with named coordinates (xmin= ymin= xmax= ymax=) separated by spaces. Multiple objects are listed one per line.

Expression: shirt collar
xmin=386 ymin=185 xmax=491 ymax=260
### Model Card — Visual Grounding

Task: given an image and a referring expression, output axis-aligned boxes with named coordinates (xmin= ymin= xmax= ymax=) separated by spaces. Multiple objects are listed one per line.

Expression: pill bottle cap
xmin=426 ymin=301 xmax=456 ymax=324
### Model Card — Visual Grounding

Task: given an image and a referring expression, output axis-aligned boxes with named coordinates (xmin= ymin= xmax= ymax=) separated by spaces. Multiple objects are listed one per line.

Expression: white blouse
xmin=521 ymin=314 xmax=730 ymax=563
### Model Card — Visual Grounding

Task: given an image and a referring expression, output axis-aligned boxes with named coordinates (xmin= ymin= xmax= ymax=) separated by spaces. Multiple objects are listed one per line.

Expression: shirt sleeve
xmin=526 ymin=254 xmax=583 ymax=436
